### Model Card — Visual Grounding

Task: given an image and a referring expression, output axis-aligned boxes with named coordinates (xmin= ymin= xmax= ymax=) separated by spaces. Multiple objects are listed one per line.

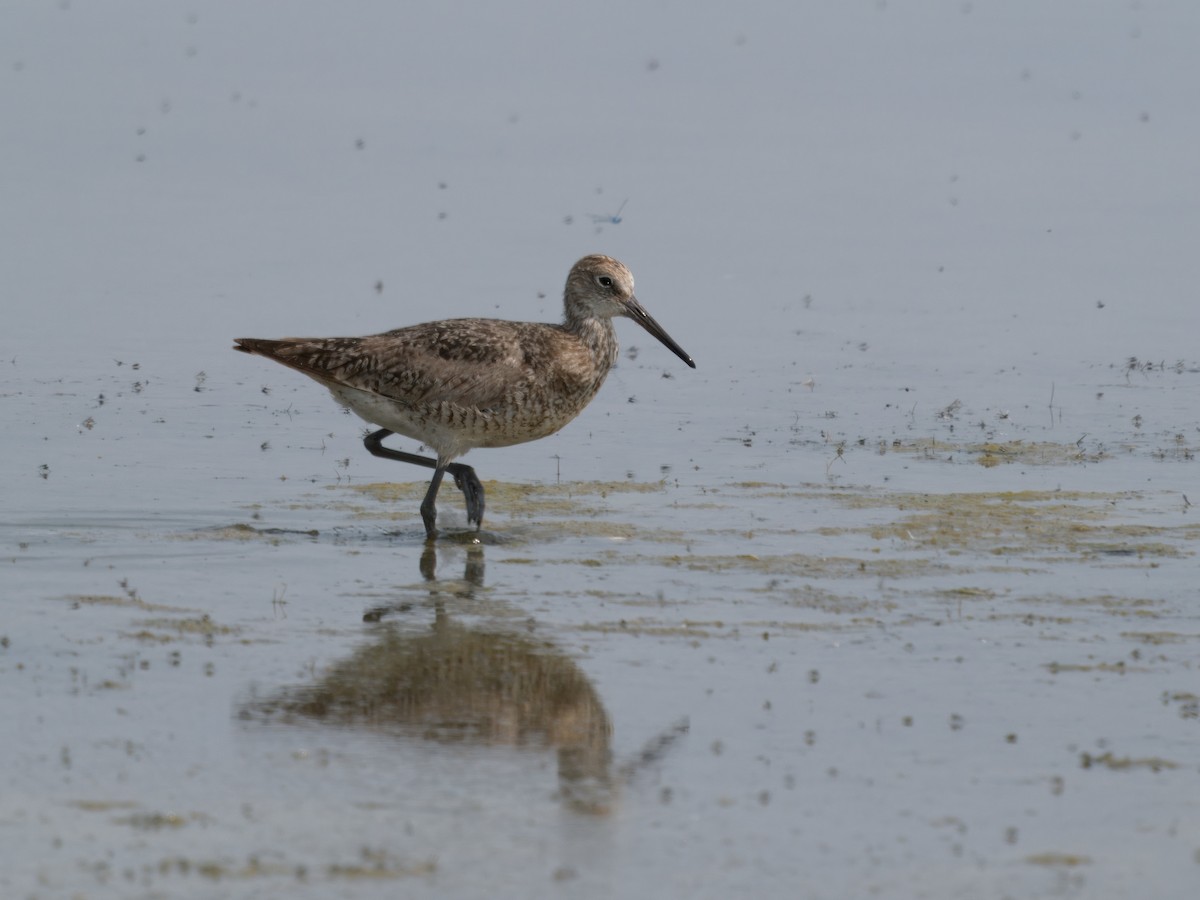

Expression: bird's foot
xmin=448 ymin=463 xmax=485 ymax=530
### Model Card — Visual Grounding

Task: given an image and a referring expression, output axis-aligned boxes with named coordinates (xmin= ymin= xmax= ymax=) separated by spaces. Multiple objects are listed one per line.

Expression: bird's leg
xmin=363 ymin=428 xmax=438 ymax=470
xmin=419 ymin=466 xmax=447 ymax=538
xmin=363 ymin=429 xmax=483 ymax=533
xmin=446 ymin=462 xmax=485 ymax=530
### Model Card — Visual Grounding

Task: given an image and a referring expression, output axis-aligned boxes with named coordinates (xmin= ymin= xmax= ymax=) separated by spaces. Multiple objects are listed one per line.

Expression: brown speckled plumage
xmin=234 ymin=254 xmax=694 ymax=537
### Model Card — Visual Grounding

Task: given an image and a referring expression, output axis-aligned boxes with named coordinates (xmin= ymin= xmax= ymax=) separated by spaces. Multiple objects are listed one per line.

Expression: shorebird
xmin=234 ymin=254 xmax=695 ymax=537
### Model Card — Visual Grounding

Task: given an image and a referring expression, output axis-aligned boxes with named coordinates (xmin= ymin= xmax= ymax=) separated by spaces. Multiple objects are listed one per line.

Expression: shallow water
xmin=4 ymin=2 xmax=1200 ymax=899
xmin=6 ymin=334 xmax=1197 ymax=900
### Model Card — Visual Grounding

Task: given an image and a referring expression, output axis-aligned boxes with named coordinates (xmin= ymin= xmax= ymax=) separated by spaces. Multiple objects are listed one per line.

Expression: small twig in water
xmin=826 ymin=443 xmax=847 ymax=475
xmin=272 ymin=584 xmax=288 ymax=617
xmin=589 ymin=198 xmax=628 ymax=225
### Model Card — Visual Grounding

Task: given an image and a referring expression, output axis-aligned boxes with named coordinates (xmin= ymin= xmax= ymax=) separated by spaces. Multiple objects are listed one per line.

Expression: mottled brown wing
xmin=236 ymin=319 xmax=577 ymax=413
xmin=359 ymin=319 xmax=540 ymax=411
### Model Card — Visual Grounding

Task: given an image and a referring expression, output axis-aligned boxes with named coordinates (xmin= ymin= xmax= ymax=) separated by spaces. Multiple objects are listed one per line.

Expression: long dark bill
xmin=624 ymin=297 xmax=696 ymax=369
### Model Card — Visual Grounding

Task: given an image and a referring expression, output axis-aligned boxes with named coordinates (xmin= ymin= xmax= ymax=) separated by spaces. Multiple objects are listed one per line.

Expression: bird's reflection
xmin=420 ymin=539 xmax=485 ymax=586
xmin=245 ymin=541 xmax=616 ymax=813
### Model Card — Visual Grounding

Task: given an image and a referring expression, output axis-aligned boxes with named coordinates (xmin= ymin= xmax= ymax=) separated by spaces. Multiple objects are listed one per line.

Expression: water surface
xmin=3 ymin=2 xmax=1198 ymax=898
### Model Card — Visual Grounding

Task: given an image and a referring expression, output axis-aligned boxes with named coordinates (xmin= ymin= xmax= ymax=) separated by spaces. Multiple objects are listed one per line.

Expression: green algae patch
xmin=575 ymin=615 xmax=868 ymax=638
xmin=1079 ymin=751 xmax=1179 ymax=772
xmin=1019 ymin=594 xmax=1167 ymax=618
xmin=655 ymin=551 xmax=960 ymax=580
xmin=71 ymin=800 xmax=139 ymax=812
xmin=863 ymin=492 xmax=1112 ymax=555
xmin=180 ymin=523 xmax=320 ymax=542
xmin=888 ymin=438 xmax=1107 ymax=466
xmin=116 ymin=811 xmax=213 ymax=831
xmin=132 ymin=615 xmax=239 ymax=638
xmin=326 ymin=854 xmax=438 ymax=880
xmin=513 ymin=519 xmax=652 ymax=540
xmin=576 ymin=619 xmax=720 ymax=639
xmin=1123 ymin=631 xmax=1200 ymax=644
xmin=336 ymin=479 xmax=684 ymax=542
xmin=934 ymin=586 xmax=998 ymax=600
xmin=64 ymin=593 xmax=183 ymax=613
xmin=1044 ymin=660 xmax=1149 ymax=674
xmin=219 ymin=480 xmax=681 ymax=541
xmin=812 ymin=488 xmax=1194 ymax=561
xmin=345 ymin=478 xmax=665 ymax=505
xmin=152 ymin=853 xmax=435 ymax=884
xmin=971 ymin=440 xmax=1107 ymax=467
xmin=122 ymin=614 xmax=242 ymax=644
xmin=339 ymin=481 xmax=428 ymax=504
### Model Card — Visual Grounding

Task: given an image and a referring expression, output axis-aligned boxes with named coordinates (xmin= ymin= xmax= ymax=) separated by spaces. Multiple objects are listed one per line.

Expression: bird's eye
xmin=596 ymin=275 xmax=614 ymax=289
